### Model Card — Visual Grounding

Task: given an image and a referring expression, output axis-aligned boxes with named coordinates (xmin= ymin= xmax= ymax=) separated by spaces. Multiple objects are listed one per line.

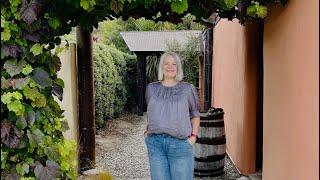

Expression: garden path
xmin=93 ymin=112 xmax=241 ymax=180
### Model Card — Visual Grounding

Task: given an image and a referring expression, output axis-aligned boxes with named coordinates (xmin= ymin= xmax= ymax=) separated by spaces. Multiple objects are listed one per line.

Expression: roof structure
xmin=120 ymin=30 xmax=203 ymax=52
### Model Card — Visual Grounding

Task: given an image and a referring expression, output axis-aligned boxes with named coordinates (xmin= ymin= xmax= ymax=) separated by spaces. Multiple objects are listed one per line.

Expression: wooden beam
xmin=256 ymin=21 xmax=264 ymax=171
xmin=137 ymin=52 xmax=147 ymax=116
xmin=76 ymin=26 xmax=95 ymax=171
xmin=204 ymin=28 xmax=213 ymax=111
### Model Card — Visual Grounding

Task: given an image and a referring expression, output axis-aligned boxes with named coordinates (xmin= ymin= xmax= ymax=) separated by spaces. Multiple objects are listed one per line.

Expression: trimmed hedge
xmin=93 ymin=43 xmax=136 ymax=127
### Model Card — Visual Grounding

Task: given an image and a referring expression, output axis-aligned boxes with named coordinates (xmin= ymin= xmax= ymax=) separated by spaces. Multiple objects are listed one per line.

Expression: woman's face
xmin=163 ymin=55 xmax=177 ymax=79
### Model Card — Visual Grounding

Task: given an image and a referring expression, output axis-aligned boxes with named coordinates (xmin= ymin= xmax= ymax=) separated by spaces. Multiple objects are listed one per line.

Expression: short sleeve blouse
xmin=145 ymin=81 xmax=200 ymax=139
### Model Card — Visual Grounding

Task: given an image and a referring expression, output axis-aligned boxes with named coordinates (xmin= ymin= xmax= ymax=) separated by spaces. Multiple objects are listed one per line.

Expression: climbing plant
xmin=1 ymin=0 xmax=286 ymax=179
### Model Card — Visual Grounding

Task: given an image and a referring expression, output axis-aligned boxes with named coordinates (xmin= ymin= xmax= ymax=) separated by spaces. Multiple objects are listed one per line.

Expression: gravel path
xmin=93 ymin=112 xmax=241 ymax=180
xmin=95 ymin=112 xmax=150 ymax=179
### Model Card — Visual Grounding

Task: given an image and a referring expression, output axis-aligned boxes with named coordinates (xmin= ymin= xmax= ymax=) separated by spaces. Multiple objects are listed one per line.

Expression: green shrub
xmin=165 ymin=36 xmax=201 ymax=87
xmin=122 ymin=53 xmax=138 ymax=112
xmin=93 ymin=43 xmax=137 ymax=127
xmin=146 ymin=56 xmax=160 ymax=83
xmin=107 ymin=45 xmax=127 ymax=117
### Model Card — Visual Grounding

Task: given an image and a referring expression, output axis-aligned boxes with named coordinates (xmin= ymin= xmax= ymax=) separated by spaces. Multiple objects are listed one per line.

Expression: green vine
xmin=1 ymin=0 xmax=285 ymax=179
xmin=1 ymin=0 xmax=81 ymax=178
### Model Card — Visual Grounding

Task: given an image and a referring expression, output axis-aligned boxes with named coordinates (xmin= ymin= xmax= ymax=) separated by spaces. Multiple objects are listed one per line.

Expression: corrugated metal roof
xmin=120 ymin=30 xmax=203 ymax=52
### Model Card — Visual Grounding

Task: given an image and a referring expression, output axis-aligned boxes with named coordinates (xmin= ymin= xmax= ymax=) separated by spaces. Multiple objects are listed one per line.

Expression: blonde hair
xmin=158 ymin=52 xmax=184 ymax=81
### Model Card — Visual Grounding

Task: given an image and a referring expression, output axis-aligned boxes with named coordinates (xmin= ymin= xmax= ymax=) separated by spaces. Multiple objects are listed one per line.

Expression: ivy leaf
xmin=31 ymin=68 xmax=52 ymax=88
xmin=256 ymin=5 xmax=267 ymax=18
xmin=12 ymin=77 xmax=30 ymax=89
xmin=25 ymin=157 xmax=35 ymax=166
xmin=1 ymin=48 xmax=7 ymax=59
xmin=52 ymin=83 xmax=63 ymax=101
xmin=1 ymin=92 xmax=23 ymax=104
xmin=16 ymin=163 xmax=29 ymax=176
xmin=31 ymin=93 xmax=46 ymax=108
xmin=44 ymin=13 xmax=49 ymax=19
xmin=10 ymin=154 xmax=20 ymax=162
xmin=16 ymin=38 xmax=28 ymax=47
xmin=21 ymin=20 xmax=41 ymax=33
xmin=48 ymin=97 xmax=64 ymax=117
xmin=34 ymin=160 xmax=61 ymax=180
xmin=1 ymin=15 xmax=5 ymax=28
xmin=22 ymin=64 xmax=33 ymax=75
xmin=23 ymin=31 xmax=40 ymax=42
xmin=110 ymin=0 xmax=123 ymax=14
xmin=48 ymin=17 xmax=60 ymax=29
xmin=171 ymin=0 xmax=188 ymax=14
xmin=33 ymin=129 xmax=45 ymax=144
xmin=4 ymin=59 xmax=26 ymax=77
xmin=18 ymin=135 xmax=28 ymax=149
xmin=54 ymin=46 xmax=66 ymax=55
xmin=1 ymin=121 xmax=11 ymax=141
xmin=49 ymin=55 xmax=61 ymax=73
xmin=55 ymin=78 xmax=64 ymax=88
xmin=30 ymin=43 xmax=43 ymax=56
xmin=7 ymin=100 xmax=25 ymax=116
xmin=224 ymin=0 xmax=239 ymax=9
xmin=29 ymin=80 xmax=39 ymax=88
xmin=9 ymin=23 xmax=20 ymax=32
xmin=1 ymin=77 xmax=11 ymax=89
xmin=1 ymin=92 xmax=25 ymax=116
xmin=23 ymin=86 xmax=47 ymax=107
xmin=23 ymin=86 xmax=38 ymax=101
xmin=25 ymin=110 xmax=36 ymax=126
xmin=80 ymin=0 xmax=96 ymax=11
xmin=61 ymin=120 xmax=69 ymax=131
xmin=16 ymin=116 xmax=27 ymax=129
xmin=27 ymin=129 xmax=45 ymax=150
xmin=1 ymin=149 xmax=9 ymax=169
xmin=26 ymin=130 xmax=36 ymax=149
xmin=19 ymin=0 xmax=39 ymax=24
xmin=1 ymin=28 xmax=11 ymax=41
xmin=9 ymin=0 xmax=21 ymax=7
xmin=44 ymin=146 xmax=60 ymax=161
xmin=246 ymin=2 xmax=267 ymax=18
xmin=2 ymin=44 xmax=22 ymax=58
xmin=246 ymin=4 xmax=256 ymax=17
xmin=5 ymin=172 xmax=20 ymax=180
xmin=1 ymin=121 xmax=23 ymax=148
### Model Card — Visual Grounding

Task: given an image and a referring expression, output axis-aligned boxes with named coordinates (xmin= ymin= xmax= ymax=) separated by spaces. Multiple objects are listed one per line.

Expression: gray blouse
xmin=145 ymin=81 xmax=200 ymax=139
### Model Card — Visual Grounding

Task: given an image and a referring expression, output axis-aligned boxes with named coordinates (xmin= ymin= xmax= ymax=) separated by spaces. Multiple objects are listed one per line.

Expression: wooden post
xmin=199 ymin=53 xmax=205 ymax=112
xmin=137 ymin=52 xmax=147 ymax=116
xmin=256 ymin=21 xmax=264 ymax=171
xmin=204 ymin=27 xmax=213 ymax=111
xmin=76 ymin=26 xmax=95 ymax=171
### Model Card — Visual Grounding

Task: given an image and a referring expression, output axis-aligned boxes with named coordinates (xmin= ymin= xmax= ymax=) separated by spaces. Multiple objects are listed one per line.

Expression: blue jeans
xmin=145 ymin=134 xmax=195 ymax=180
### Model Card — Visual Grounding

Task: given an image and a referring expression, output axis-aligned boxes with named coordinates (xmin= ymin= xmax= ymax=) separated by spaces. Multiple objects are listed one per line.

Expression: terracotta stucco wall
xmin=263 ymin=0 xmax=319 ymax=179
xmin=212 ymin=21 xmax=258 ymax=175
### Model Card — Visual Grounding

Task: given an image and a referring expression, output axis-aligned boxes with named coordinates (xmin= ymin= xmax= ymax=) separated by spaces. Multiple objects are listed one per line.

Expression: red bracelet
xmin=190 ymin=133 xmax=197 ymax=138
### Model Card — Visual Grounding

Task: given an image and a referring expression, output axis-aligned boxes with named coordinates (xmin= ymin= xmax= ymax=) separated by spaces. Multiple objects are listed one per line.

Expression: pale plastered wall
xmin=263 ymin=0 xmax=319 ymax=179
xmin=56 ymin=43 xmax=79 ymax=143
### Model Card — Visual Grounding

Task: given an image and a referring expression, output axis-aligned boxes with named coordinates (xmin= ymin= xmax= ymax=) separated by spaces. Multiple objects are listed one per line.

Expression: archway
xmin=1 ymin=0 xmax=285 ymax=179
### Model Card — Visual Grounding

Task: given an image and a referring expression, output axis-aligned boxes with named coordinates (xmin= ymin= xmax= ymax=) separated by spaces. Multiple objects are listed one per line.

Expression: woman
xmin=144 ymin=52 xmax=200 ymax=180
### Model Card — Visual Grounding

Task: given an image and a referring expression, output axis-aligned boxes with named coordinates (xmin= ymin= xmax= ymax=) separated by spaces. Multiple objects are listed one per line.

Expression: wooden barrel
xmin=194 ymin=108 xmax=226 ymax=177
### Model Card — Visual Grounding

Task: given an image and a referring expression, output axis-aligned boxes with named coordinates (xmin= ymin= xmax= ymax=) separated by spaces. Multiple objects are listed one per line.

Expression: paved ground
xmin=82 ymin=112 xmax=241 ymax=180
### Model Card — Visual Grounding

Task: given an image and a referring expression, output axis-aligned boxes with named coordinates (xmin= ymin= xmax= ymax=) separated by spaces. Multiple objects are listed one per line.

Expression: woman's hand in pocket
xmin=187 ymin=136 xmax=196 ymax=146
xmin=143 ymin=130 xmax=148 ymax=138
